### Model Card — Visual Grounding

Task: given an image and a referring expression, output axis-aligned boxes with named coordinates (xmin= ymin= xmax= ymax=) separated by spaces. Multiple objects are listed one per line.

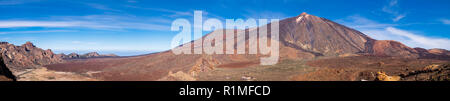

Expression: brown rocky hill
xmin=428 ymin=48 xmax=450 ymax=56
xmin=0 ymin=42 xmax=63 ymax=75
xmin=0 ymin=53 xmax=16 ymax=81
xmin=365 ymin=40 xmax=419 ymax=58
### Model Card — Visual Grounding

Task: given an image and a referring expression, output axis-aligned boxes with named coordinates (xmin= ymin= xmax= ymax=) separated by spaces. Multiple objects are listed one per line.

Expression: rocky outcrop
xmin=0 ymin=42 xmax=63 ymax=75
xmin=158 ymin=71 xmax=196 ymax=81
xmin=0 ymin=53 xmax=16 ymax=81
xmin=189 ymin=56 xmax=220 ymax=76
xmin=59 ymin=52 xmax=118 ymax=59
xmin=373 ymin=64 xmax=449 ymax=81
xmin=375 ymin=71 xmax=401 ymax=81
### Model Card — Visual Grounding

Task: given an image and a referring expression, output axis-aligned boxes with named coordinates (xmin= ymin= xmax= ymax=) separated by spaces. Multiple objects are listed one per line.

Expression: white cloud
xmin=0 ymin=21 xmax=85 ymax=28
xmin=386 ymin=27 xmax=450 ymax=49
xmin=0 ymin=0 xmax=38 ymax=5
xmin=125 ymin=6 xmax=193 ymax=18
xmin=335 ymin=15 xmax=396 ymax=29
xmin=0 ymin=14 xmax=173 ymax=31
xmin=442 ymin=19 xmax=450 ymax=25
xmin=382 ymin=0 xmax=407 ymax=22
xmin=337 ymin=15 xmax=450 ymax=50
xmin=392 ymin=14 xmax=406 ymax=22
xmin=0 ymin=30 xmax=77 ymax=35
xmin=84 ymin=3 xmax=122 ymax=12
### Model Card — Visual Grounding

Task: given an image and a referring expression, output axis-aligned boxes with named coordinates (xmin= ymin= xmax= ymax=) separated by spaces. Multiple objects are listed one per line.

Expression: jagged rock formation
xmin=400 ymin=64 xmax=450 ymax=81
xmin=0 ymin=42 xmax=63 ymax=75
xmin=59 ymin=52 xmax=118 ymax=59
xmin=375 ymin=64 xmax=450 ymax=81
xmin=0 ymin=53 xmax=16 ymax=81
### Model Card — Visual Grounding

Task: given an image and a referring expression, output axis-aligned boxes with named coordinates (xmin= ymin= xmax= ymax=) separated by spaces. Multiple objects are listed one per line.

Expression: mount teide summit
xmin=41 ymin=12 xmax=449 ymax=81
xmin=278 ymin=12 xmax=372 ymax=56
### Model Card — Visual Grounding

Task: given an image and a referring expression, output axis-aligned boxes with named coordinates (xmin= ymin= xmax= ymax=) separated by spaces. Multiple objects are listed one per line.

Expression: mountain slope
xmin=279 ymin=12 xmax=373 ymax=56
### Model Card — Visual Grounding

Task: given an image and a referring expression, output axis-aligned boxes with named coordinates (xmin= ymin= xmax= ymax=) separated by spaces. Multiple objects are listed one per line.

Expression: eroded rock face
xmin=0 ymin=53 xmax=16 ymax=81
xmin=375 ymin=71 xmax=401 ymax=81
xmin=0 ymin=42 xmax=63 ymax=75
xmin=189 ymin=56 xmax=220 ymax=76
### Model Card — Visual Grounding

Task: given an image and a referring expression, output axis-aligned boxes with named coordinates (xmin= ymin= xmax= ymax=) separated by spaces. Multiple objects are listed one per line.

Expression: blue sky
xmin=0 ymin=0 xmax=449 ymax=56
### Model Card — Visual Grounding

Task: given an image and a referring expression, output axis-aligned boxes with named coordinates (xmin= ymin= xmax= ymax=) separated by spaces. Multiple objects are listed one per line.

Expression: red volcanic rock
xmin=428 ymin=48 xmax=450 ymax=55
xmin=0 ymin=53 xmax=16 ymax=81
xmin=85 ymin=52 xmax=100 ymax=57
xmin=0 ymin=41 xmax=63 ymax=75
xmin=366 ymin=40 xmax=419 ymax=58
xmin=67 ymin=53 xmax=80 ymax=58
xmin=414 ymin=47 xmax=428 ymax=53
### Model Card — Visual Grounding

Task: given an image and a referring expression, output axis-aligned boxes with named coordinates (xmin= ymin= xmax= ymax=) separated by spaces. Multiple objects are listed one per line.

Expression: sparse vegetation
xmin=197 ymin=59 xmax=314 ymax=81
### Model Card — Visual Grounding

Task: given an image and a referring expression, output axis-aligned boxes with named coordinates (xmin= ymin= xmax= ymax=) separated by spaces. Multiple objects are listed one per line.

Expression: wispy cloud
xmin=84 ymin=3 xmax=122 ymax=12
xmin=0 ymin=20 xmax=121 ymax=30
xmin=442 ymin=19 xmax=450 ymax=25
xmin=386 ymin=27 xmax=450 ymax=49
xmin=337 ymin=15 xmax=450 ymax=50
xmin=0 ymin=21 xmax=86 ymax=28
xmin=0 ymin=14 xmax=173 ymax=31
xmin=0 ymin=0 xmax=39 ymax=5
xmin=125 ymin=5 xmax=192 ymax=17
xmin=335 ymin=15 xmax=396 ymax=29
xmin=0 ymin=30 xmax=77 ymax=35
xmin=382 ymin=0 xmax=407 ymax=22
